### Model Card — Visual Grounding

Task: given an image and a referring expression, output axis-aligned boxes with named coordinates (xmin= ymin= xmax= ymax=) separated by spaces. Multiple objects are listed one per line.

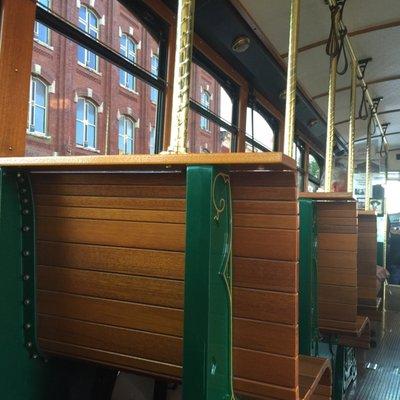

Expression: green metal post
xmin=183 ymin=166 xmax=234 ymax=400
xmin=299 ymin=198 xmax=319 ymax=356
xmin=0 ymin=169 xmax=60 ymax=399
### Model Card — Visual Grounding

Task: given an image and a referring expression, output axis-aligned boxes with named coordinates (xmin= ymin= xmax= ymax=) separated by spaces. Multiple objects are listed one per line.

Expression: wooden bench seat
xmin=299 ymin=356 xmax=332 ymax=400
xmin=0 ymin=153 xmax=332 ymax=400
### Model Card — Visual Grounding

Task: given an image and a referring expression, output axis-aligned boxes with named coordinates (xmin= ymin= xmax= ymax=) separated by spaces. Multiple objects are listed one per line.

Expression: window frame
xmin=118 ymin=115 xmax=136 ymax=155
xmin=150 ymin=53 xmax=159 ymax=103
xmin=76 ymin=97 xmax=98 ymax=150
xmin=199 ymin=89 xmax=211 ymax=132
xmin=308 ymin=151 xmax=323 ymax=190
xmin=77 ymin=5 xmax=100 ymax=72
xmin=28 ymin=76 xmax=48 ymax=137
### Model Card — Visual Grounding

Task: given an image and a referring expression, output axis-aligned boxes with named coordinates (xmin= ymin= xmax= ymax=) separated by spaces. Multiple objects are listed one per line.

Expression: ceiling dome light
xmin=232 ymin=36 xmax=250 ymax=53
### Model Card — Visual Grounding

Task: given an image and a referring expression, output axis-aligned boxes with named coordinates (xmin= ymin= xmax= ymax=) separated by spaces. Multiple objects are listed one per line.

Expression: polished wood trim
xmin=0 ymin=152 xmax=297 ymax=170
xmin=0 ymin=0 xmax=36 ymax=156
xmin=144 ymin=0 xmax=175 ymax=24
xmin=300 ymin=192 xmax=354 ymax=200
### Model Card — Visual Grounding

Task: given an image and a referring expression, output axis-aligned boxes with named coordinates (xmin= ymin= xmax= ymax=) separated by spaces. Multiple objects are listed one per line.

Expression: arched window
xmin=28 ymin=77 xmax=48 ymax=135
xmin=200 ymin=90 xmax=211 ymax=131
xmin=245 ymin=107 xmax=275 ymax=152
xmin=119 ymin=34 xmax=137 ymax=91
xmin=77 ymin=5 xmax=99 ymax=71
xmin=34 ymin=0 xmax=51 ymax=45
xmin=118 ymin=115 xmax=135 ymax=154
xmin=76 ymin=98 xmax=97 ymax=149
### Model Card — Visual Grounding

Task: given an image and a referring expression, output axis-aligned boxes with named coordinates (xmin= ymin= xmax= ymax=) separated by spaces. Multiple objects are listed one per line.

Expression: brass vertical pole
xmin=365 ymin=123 xmax=372 ymax=210
xmin=283 ymin=0 xmax=300 ymax=158
xmin=168 ymin=0 xmax=196 ymax=154
xmin=347 ymin=58 xmax=357 ymax=193
xmin=324 ymin=56 xmax=338 ymax=192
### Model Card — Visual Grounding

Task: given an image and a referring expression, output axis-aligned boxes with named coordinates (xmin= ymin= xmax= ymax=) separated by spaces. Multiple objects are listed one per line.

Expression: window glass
xmin=77 ymin=5 xmax=99 ymax=71
xmin=119 ymin=34 xmax=137 ymax=91
xmin=245 ymin=105 xmax=275 ymax=152
xmin=27 ymin=13 xmax=161 ymax=157
xmin=76 ymin=98 xmax=97 ymax=149
xmin=200 ymin=90 xmax=211 ymax=131
xmin=309 ymin=153 xmax=321 ymax=180
xmin=118 ymin=115 xmax=135 ymax=154
xmin=28 ymin=77 xmax=48 ymax=136
xmin=293 ymin=141 xmax=304 ymax=169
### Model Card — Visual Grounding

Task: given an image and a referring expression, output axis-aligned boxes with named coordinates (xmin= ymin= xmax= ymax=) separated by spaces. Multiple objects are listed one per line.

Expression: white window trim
xmin=76 ymin=98 xmax=98 ymax=150
xmin=119 ymin=33 xmax=138 ymax=92
xmin=28 ymin=77 xmax=49 ymax=137
xmin=78 ymin=5 xmax=100 ymax=72
xmin=118 ymin=115 xmax=136 ymax=155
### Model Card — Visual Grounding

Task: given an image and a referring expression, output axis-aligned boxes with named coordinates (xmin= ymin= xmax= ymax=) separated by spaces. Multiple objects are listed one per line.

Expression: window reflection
xmin=245 ymin=105 xmax=275 ymax=152
xmin=28 ymin=77 xmax=48 ymax=136
xmin=77 ymin=5 xmax=99 ymax=71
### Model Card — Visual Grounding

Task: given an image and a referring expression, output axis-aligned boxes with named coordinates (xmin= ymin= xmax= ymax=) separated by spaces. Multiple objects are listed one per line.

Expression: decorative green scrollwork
xmin=183 ymin=166 xmax=235 ymax=400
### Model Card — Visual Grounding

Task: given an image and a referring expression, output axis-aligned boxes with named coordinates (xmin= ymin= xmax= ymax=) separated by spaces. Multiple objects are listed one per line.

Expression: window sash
xmin=76 ymin=99 xmax=97 ymax=148
xmin=28 ymin=78 xmax=48 ymax=135
xmin=118 ymin=117 xmax=135 ymax=155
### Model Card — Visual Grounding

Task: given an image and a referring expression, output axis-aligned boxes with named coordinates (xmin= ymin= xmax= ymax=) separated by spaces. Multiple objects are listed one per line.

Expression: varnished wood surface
xmin=300 ymin=192 xmax=354 ymax=201
xmin=0 ymin=152 xmax=296 ymax=170
xmin=33 ymin=169 xmax=311 ymax=399
xmin=0 ymin=0 xmax=36 ymax=156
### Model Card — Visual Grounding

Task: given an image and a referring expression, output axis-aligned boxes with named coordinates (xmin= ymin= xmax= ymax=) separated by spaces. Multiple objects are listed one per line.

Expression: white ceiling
xmin=237 ymin=0 xmax=400 ymax=159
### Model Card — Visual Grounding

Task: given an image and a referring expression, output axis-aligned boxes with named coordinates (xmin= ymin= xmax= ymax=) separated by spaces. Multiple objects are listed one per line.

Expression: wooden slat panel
xmin=37 ymin=217 xmax=185 ymax=252
xmin=37 ymin=241 xmax=184 ymax=280
xmin=318 ymin=251 xmax=357 ymax=269
xmin=231 ymin=171 xmax=296 ymax=187
xmin=36 ymin=206 xmax=186 ymax=224
xmin=232 ymin=186 xmax=297 ymax=201
xmin=318 ymin=225 xmax=357 ymax=234
xmin=32 ymin=172 xmax=186 ymax=186
xmin=234 ymin=318 xmax=297 ymax=356
xmin=318 ymin=233 xmax=357 ymax=252
xmin=318 ymin=217 xmax=357 ymax=227
xmin=318 ymin=286 xmax=357 ymax=305
xmin=319 ymin=268 xmax=357 ymax=287
xmin=319 ymin=303 xmax=357 ymax=322
xmin=38 ymin=315 xmax=182 ymax=365
xmin=234 ymin=200 xmax=298 ymax=215
xmin=36 ymin=194 xmax=186 ymax=211
xmin=38 ymin=291 xmax=183 ymax=337
xmin=34 ymin=184 xmax=186 ymax=198
xmin=234 ymin=213 xmax=298 ymax=229
xmin=233 ymin=227 xmax=298 ymax=261
xmin=233 ymin=287 xmax=297 ymax=324
xmin=37 ymin=266 xmax=184 ymax=308
xmin=234 ymin=348 xmax=297 ymax=388
xmin=234 ymin=258 xmax=297 ymax=293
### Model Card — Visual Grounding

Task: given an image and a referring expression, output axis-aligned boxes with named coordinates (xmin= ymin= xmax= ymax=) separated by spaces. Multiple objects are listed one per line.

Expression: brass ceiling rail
xmin=326 ymin=0 xmax=389 ymax=153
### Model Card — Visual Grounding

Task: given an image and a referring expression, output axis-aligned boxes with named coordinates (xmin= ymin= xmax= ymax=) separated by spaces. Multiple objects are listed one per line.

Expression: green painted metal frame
xmin=299 ymin=198 xmax=319 ymax=356
xmin=183 ymin=165 xmax=234 ymax=400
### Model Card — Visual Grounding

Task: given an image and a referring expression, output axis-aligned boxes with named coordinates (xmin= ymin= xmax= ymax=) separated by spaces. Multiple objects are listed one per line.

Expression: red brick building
xmin=27 ymin=0 xmax=224 ymax=157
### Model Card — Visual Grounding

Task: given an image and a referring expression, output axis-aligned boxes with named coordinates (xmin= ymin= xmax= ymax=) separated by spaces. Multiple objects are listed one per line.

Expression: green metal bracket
xmin=332 ymin=345 xmax=357 ymax=400
xmin=16 ymin=172 xmax=41 ymax=359
xmin=299 ymin=198 xmax=319 ymax=356
xmin=0 ymin=169 xmax=61 ymax=399
xmin=183 ymin=166 xmax=234 ymax=400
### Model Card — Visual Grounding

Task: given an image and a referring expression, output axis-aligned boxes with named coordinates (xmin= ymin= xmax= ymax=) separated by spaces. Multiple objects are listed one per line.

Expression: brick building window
xmin=76 ymin=98 xmax=97 ymax=149
xmin=28 ymin=77 xmax=48 ymax=136
xmin=119 ymin=34 xmax=137 ymax=91
xmin=118 ymin=115 xmax=135 ymax=155
xmin=77 ymin=5 xmax=99 ymax=71
xmin=200 ymin=90 xmax=211 ymax=131
xmin=150 ymin=54 xmax=159 ymax=103
xmin=34 ymin=0 xmax=51 ymax=46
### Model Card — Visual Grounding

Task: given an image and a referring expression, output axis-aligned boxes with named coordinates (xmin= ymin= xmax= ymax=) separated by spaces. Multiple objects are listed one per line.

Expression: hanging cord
xmin=325 ymin=0 xmax=348 ymax=74
xmin=357 ymin=58 xmax=372 ymax=120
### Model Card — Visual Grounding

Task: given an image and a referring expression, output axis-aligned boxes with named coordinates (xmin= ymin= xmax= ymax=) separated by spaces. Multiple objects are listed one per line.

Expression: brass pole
xmin=365 ymin=122 xmax=372 ymax=210
xmin=168 ymin=0 xmax=196 ymax=154
xmin=283 ymin=0 xmax=300 ymax=158
xmin=324 ymin=55 xmax=337 ymax=192
xmin=347 ymin=58 xmax=357 ymax=193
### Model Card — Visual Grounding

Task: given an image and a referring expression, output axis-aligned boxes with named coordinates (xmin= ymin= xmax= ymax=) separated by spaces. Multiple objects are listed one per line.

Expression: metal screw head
xmin=8 ymin=146 xmax=13 ymax=151
xmin=17 ymin=173 xmax=21 ymax=178
xmin=22 ymin=198 xmax=29 ymax=204
xmin=20 ymin=188 xmax=27 ymax=194
xmin=22 ymin=250 xmax=30 ymax=257
xmin=22 ymin=226 xmax=30 ymax=232
xmin=24 ymin=323 xmax=32 ymax=330
xmin=26 ymin=342 xmax=33 ymax=348
xmin=23 ymin=274 xmax=30 ymax=281
xmin=32 ymin=354 xmax=38 ymax=359
xmin=22 ymin=209 xmax=29 ymax=215
xmin=23 ymin=299 xmax=31 ymax=306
